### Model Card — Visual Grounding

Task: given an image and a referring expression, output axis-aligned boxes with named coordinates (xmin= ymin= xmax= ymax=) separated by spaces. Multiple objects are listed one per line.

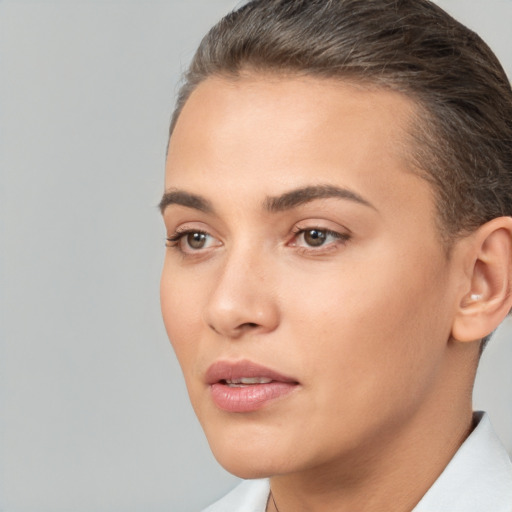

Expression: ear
xmin=451 ymin=216 xmax=512 ymax=343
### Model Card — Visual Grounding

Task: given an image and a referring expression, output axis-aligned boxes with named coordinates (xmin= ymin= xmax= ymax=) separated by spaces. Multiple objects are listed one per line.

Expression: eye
xmin=166 ymin=229 xmax=220 ymax=253
xmin=291 ymin=227 xmax=350 ymax=250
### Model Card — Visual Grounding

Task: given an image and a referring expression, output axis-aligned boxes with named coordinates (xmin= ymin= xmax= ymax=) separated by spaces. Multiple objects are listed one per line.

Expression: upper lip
xmin=205 ymin=359 xmax=298 ymax=385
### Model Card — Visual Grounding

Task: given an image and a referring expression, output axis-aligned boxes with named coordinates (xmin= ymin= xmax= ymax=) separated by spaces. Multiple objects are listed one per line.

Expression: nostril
xmin=236 ymin=322 xmax=261 ymax=333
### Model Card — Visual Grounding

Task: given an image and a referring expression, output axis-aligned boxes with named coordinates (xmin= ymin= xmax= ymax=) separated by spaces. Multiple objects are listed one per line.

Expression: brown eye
xmin=166 ymin=229 xmax=220 ymax=254
xmin=303 ymin=229 xmax=327 ymax=246
xmin=186 ymin=232 xmax=207 ymax=249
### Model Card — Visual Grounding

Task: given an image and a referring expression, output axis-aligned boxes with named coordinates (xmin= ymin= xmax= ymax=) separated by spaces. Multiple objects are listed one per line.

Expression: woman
xmin=159 ymin=1 xmax=512 ymax=510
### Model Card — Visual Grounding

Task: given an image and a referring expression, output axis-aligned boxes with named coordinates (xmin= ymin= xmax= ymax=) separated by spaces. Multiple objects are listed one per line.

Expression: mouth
xmin=222 ymin=376 xmax=274 ymax=387
xmin=205 ymin=360 xmax=300 ymax=413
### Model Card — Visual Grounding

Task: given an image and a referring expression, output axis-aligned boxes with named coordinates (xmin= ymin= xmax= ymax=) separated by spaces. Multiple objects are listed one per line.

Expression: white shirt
xmin=202 ymin=412 xmax=512 ymax=512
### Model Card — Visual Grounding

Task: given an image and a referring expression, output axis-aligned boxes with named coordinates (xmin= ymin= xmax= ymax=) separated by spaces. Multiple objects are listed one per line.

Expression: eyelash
xmin=165 ymin=226 xmax=351 ymax=254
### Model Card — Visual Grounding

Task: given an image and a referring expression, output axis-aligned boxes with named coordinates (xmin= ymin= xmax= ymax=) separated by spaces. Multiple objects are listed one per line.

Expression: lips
xmin=205 ymin=360 xmax=299 ymax=413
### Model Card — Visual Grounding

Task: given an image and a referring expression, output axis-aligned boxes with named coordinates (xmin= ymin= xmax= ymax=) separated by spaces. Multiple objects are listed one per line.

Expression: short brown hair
xmin=170 ymin=0 xmax=512 ymax=242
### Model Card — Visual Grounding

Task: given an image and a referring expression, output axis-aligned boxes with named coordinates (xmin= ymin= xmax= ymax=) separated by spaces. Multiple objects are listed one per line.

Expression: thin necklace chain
xmin=270 ymin=490 xmax=280 ymax=512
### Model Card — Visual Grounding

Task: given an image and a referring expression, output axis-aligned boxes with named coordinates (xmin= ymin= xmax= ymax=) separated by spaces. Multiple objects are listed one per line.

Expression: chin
xmin=212 ymin=446 xmax=295 ymax=480
xmin=202 ymin=420 xmax=293 ymax=479
xmin=216 ymin=457 xmax=275 ymax=480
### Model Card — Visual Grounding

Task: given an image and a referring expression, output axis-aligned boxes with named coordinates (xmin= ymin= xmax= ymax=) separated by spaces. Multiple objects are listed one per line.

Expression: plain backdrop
xmin=1 ymin=1 xmax=511 ymax=511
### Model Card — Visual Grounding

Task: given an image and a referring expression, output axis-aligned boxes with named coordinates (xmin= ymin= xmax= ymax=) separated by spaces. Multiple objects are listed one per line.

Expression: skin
xmin=160 ymin=75 xmax=494 ymax=511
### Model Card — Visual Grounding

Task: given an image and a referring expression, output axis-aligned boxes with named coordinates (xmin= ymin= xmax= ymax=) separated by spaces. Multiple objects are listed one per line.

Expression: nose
xmin=203 ymin=247 xmax=280 ymax=339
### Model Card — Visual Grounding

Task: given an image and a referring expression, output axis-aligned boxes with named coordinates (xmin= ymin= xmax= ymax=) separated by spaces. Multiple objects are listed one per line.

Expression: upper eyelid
xmin=292 ymin=220 xmax=352 ymax=235
xmin=167 ymin=226 xmax=209 ymax=239
xmin=166 ymin=221 xmax=218 ymax=237
xmin=292 ymin=224 xmax=346 ymax=233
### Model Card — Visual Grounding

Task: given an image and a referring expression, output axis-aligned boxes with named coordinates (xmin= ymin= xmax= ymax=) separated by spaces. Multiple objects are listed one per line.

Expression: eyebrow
xmin=159 ymin=189 xmax=213 ymax=214
xmin=263 ymin=184 xmax=376 ymax=212
xmin=159 ymin=184 xmax=375 ymax=215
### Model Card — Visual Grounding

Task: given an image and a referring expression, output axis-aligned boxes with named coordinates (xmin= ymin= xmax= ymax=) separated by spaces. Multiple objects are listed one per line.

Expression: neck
xmin=266 ymin=374 xmax=475 ymax=512
xmin=269 ymin=411 xmax=473 ymax=512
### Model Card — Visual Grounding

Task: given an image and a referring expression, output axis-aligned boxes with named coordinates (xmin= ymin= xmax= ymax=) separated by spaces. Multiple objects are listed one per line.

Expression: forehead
xmin=165 ymin=74 xmax=434 ymax=226
xmin=168 ymin=74 xmax=417 ymax=163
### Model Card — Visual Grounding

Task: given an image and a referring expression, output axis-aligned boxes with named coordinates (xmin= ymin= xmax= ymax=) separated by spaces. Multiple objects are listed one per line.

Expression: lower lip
xmin=210 ymin=382 xmax=297 ymax=413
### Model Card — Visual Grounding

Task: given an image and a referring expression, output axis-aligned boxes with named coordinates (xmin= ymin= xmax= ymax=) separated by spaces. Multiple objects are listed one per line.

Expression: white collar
xmin=413 ymin=411 xmax=512 ymax=511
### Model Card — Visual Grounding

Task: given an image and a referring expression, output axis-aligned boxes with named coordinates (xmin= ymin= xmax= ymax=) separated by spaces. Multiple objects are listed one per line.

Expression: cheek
xmin=283 ymin=243 xmax=451 ymax=399
xmin=160 ymin=265 xmax=211 ymax=422
xmin=160 ymin=263 xmax=202 ymax=367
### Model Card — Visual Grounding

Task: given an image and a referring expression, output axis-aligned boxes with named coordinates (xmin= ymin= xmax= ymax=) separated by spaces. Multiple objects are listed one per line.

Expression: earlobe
xmin=451 ymin=217 xmax=512 ymax=343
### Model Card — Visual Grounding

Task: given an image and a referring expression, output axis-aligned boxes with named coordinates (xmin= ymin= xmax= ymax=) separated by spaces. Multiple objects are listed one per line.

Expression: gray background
xmin=1 ymin=1 xmax=511 ymax=511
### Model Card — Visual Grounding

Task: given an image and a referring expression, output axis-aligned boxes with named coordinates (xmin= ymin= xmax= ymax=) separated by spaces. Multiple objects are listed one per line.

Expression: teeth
xmin=225 ymin=377 xmax=273 ymax=386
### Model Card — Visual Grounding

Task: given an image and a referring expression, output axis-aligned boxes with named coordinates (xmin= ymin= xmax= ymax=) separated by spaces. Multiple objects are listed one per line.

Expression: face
xmin=160 ymin=75 xmax=461 ymax=479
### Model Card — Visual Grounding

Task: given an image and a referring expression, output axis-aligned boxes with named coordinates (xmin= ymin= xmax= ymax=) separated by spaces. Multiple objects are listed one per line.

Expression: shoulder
xmin=201 ymin=479 xmax=270 ymax=512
